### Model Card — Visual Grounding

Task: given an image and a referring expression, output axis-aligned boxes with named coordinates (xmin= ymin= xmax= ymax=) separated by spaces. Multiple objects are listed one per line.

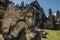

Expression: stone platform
xmin=0 ymin=35 xmax=4 ymax=40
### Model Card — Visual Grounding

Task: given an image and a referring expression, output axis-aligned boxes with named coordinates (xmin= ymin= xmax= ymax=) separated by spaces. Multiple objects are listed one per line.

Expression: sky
xmin=10 ymin=0 xmax=60 ymax=16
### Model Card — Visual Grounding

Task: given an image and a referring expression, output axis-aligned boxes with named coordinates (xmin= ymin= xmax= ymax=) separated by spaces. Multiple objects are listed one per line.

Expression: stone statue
xmin=2 ymin=0 xmax=41 ymax=40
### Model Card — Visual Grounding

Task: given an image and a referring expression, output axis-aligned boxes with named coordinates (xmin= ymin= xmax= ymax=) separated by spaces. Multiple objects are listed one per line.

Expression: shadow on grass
xmin=42 ymin=31 xmax=48 ymax=39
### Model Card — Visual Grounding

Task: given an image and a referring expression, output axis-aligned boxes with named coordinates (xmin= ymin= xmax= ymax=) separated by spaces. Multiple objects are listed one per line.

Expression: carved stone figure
xmin=2 ymin=0 xmax=42 ymax=40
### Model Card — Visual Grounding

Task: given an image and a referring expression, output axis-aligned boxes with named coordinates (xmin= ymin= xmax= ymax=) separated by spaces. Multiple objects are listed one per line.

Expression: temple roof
xmin=27 ymin=0 xmax=41 ymax=10
xmin=0 ymin=0 xmax=8 ymax=3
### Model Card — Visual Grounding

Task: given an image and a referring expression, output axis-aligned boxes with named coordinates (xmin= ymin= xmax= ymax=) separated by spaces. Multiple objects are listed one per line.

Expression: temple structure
xmin=0 ymin=0 xmax=60 ymax=40
xmin=0 ymin=0 xmax=9 ymax=33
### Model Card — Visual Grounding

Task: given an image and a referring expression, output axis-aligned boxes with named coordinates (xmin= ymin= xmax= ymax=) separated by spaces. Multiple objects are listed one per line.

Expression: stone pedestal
xmin=0 ymin=35 xmax=4 ymax=40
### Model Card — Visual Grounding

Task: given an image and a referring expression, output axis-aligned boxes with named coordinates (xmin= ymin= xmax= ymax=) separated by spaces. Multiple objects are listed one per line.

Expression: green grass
xmin=42 ymin=29 xmax=60 ymax=40
xmin=25 ymin=28 xmax=60 ymax=40
xmin=25 ymin=27 xmax=31 ymax=34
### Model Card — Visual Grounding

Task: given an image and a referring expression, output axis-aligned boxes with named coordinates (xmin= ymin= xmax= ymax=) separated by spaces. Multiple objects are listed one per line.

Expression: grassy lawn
xmin=42 ymin=29 xmax=60 ymax=40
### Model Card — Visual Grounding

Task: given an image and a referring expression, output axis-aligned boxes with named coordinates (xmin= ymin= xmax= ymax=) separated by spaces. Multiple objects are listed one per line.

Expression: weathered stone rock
xmin=0 ymin=35 xmax=4 ymax=40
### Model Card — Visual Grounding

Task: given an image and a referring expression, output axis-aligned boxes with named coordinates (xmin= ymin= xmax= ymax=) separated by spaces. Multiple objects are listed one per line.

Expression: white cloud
xmin=53 ymin=13 xmax=56 ymax=16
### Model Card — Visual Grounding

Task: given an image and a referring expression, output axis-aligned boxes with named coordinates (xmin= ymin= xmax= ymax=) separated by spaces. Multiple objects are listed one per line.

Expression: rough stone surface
xmin=0 ymin=35 xmax=4 ymax=40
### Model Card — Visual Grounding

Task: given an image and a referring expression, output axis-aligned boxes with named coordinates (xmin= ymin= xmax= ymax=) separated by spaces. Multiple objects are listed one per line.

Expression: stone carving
xmin=0 ymin=0 xmax=60 ymax=40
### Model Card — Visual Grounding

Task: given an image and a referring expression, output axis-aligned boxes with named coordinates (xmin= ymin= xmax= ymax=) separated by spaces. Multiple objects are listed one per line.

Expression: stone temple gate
xmin=0 ymin=0 xmax=45 ymax=40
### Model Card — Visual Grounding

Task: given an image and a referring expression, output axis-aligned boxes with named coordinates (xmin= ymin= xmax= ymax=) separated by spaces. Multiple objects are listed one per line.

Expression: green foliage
xmin=25 ymin=27 xmax=31 ymax=34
